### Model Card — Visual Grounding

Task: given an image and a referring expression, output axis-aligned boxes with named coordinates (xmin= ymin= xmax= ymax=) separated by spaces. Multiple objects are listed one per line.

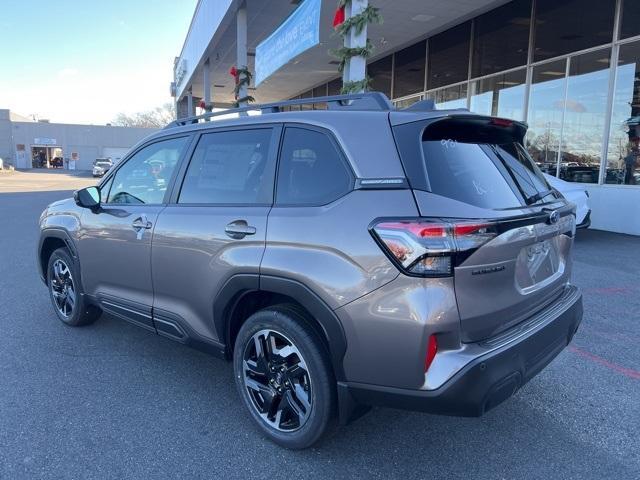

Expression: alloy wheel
xmin=50 ymin=259 xmax=76 ymax=318
xmin=242 ymin=329 xmax=312 ymax=432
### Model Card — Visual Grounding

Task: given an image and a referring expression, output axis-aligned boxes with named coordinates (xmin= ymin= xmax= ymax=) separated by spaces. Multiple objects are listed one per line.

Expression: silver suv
xmin=37 ymin=93 xmax=583 ymax=449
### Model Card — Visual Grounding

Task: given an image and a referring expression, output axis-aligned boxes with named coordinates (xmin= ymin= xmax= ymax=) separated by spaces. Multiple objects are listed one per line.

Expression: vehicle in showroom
xmin=92 ymin=157 xmax=113 ymax=177
xmin=543 ymin=173 xmax=591 ymax=228
xmin=37 ymin=93 xmax=583 ymax=449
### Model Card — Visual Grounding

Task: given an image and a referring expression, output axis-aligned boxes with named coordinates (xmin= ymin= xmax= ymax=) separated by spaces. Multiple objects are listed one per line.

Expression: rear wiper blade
xmin=525 ymin=189 xmax=555 ymax=205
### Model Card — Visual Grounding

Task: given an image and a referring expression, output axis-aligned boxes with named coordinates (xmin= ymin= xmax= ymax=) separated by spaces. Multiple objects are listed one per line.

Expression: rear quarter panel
xmin=261 ymin=189 xmax=418 ymax=309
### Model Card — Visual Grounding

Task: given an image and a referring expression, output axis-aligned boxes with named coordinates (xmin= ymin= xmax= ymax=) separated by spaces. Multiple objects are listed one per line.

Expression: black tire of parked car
xmin=47 ymin=248 xmax=101 ymax=327
xmin=233 ymin=305 xmax=335 ymax=449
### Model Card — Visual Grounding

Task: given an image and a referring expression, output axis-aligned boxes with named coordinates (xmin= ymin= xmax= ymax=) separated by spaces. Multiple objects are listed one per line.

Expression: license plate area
xmin=515 ymin=239 xmax=563 ymax=294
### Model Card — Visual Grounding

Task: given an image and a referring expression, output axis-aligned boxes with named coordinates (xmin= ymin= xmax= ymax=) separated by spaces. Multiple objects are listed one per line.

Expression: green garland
xmin=335 ymin=5 xmax=382 ymax=37
xmin=330 ymin=39 xmax=373 ymax=73
xmin=341 ymin=77 xmax=372 ymax=94
xmin=331 ymin=1 xmax=383 ymax=94
xmin=232 ymin=66 xmax=255 ymax=107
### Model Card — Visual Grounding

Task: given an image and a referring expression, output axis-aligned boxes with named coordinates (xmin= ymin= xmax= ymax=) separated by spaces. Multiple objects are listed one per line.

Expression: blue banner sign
xmin=255 ymin=0 xmax=321 ymax=86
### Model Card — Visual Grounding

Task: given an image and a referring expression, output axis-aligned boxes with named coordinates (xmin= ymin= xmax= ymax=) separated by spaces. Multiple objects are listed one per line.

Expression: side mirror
xmin=74 ymin=186 xmax=100 ymax=210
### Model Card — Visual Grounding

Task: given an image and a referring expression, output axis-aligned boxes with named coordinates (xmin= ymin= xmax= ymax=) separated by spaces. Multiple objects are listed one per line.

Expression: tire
xmin=233 ymin=304 xmax=335 ymax=449
xmin=47 ymin=247 xmax=101 ymax=327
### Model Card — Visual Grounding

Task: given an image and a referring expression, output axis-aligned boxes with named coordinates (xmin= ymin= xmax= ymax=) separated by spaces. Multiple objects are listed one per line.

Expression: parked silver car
xmin=92 ymin=158 xmax=113 ymax=177
xmin=37 ymin=93 xmax=583 ymax=449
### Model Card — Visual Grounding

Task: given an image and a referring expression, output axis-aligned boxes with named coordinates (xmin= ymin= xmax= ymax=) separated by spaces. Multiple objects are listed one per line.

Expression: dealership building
xmin=0 ymin=109 xmax=156 ymax=171
xmin=172 ymin=0 xmax=640 ymax=235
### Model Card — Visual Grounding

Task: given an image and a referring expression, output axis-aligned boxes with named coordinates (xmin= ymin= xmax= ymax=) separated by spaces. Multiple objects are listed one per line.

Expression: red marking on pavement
xmin=568 ymin=345 xmax=640 ymax=380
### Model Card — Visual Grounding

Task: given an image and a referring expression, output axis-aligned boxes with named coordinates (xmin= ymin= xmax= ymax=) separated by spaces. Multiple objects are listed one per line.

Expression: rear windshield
xmin=421 ymin=139 xmax=553 ymax=209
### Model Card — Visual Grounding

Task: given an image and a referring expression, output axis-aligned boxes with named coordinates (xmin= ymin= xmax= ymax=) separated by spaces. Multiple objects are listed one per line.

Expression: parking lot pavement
xmin=0 ymin=172 xmax=638 ymax=479
xmin=0 ymin=169 xmax=97 ymax=193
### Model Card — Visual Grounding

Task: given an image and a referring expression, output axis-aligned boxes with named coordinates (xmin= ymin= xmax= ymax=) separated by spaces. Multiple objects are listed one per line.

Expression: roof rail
xmin=165 ymin=92 xmax=394 ymax=129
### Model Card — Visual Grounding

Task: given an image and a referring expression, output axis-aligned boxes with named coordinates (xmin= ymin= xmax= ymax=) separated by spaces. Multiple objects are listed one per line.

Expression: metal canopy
xmin=177 ymin=0 xmax=510 ymax=105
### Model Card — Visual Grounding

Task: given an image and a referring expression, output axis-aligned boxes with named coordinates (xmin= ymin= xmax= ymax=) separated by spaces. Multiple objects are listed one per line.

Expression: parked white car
xmin=544 ymin=173 xmax=591 ymax=228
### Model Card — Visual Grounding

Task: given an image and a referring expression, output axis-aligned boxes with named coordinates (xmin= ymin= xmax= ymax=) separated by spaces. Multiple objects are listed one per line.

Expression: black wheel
xmin=233 ymin=305 xmax=335 ymax=449
xmin=47 ymin=248 xmax=100 ymax=326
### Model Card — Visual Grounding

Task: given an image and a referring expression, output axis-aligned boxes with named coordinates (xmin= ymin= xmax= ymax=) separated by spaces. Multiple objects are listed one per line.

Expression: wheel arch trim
xmin=214 ymin=274 xmax=347 ymax=381
xmin=38 ymin=228 xmax=79 ymax=284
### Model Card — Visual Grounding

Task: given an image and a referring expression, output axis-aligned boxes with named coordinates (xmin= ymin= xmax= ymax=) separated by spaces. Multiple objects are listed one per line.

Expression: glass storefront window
xmin=533 ymin=0 xmax=616 ymax=62
xmin=299 ymin=89 xmax=313 ymax=110
xmin=394 ymin=94 xmax=422 ymax=109
xmin=558 ymin=49 xmax=611 ymax=183
xmin=606 ymin=41 xmax=640 ymax=185
xmin=327 ymin=78 xmax=341 ymax=96
xmin=312 ymin=85 xmax=328 ymax=109
xmin=369 ymin=55 xmax=392 ymax=98
xmin=472 ymin=0 xmax=531 ymax=78
xmin=393 ymin=41 xmax=425 ymax=98
xmin=469 ymin=69 xmax=527 ymax=120
xmin=621 ymin=0 xmax=640 ymax=40
xmin=427 ymin=84 xmax=468 ymax=110
xmin=428 ymin=22 xmax=471 ymax=90
xmin=312 ymin=85 xmax=326 ymax=97
xmin=527 ymin=50 xmax=610 ymax=183
xmin=526 ymin=60 xmax=567 ymax=174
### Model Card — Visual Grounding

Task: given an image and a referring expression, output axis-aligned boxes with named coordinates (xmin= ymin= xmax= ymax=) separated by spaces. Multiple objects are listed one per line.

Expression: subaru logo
xmin=548 ymin=210 xmax=560 ymax=224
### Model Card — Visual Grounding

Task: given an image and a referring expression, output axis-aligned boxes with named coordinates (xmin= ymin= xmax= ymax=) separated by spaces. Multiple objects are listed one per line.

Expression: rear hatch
xmin=391 ymin=114 xmax=576 ymax=342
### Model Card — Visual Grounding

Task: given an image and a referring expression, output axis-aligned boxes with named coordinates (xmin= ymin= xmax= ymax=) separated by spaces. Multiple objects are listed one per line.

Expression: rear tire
xmin=233 ymin=305 xmax=335 ymax=449
xmin=47 ymin=248 xmax=101 ymax=327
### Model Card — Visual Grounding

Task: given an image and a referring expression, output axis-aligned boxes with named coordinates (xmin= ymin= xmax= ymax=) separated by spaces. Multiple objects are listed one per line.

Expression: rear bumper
xmin=338 ymin=284 xmax=582 ymax=420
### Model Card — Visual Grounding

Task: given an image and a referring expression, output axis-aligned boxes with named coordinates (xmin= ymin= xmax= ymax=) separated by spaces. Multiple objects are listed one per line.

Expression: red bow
xmin=333 ymin=6 xmax=345 ymax=28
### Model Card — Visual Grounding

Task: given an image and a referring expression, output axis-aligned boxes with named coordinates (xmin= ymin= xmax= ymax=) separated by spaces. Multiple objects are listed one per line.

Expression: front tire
xmin=233 ymin=305 xmax=335 ymax=449
xmin=47 ymin=248 xmax=100 ymax=326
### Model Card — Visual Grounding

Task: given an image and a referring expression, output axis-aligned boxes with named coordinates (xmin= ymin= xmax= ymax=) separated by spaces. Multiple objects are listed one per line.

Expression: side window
xmin=276 ymin=127 xmax=353 ymax=205
xmin=107 ymin=137 xmax=188 ymax=205
xmin=99 ymin=176 xmax=113 ymax=203
xmin=178 ymin=128 xmax=275 ymax=205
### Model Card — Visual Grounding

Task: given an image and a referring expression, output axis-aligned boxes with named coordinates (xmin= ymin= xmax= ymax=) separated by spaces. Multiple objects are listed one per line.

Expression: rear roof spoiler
xmin=391 ymin=112 xmax=528 ymax=143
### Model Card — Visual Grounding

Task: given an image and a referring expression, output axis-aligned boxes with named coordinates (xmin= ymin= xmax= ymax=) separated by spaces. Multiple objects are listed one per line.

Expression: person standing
xmin=624 ymin=146 xmax=639 ymax=185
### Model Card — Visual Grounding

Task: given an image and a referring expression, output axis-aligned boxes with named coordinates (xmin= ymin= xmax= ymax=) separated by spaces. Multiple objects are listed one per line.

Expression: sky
xmin=0 ymin=0 xmax=197 ymax=124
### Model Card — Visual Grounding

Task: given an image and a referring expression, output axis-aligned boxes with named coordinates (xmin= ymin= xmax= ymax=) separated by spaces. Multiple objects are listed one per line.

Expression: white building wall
xmin=0 ymin=110 xmax=14 ymax=164
xmin=585 ymin=185 xmax=640 ymax=236
xmin=9 ymin=121 xmax=156 ymax=170
xmin=174 ymin=0 xmax=235 ymax=99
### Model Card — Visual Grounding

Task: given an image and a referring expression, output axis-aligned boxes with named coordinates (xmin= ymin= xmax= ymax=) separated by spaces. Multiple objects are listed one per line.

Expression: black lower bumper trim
xmin=577 ymin=210 xmax=591 ymax=229
xmin=338 ymin=285 xmax=583 ymax=420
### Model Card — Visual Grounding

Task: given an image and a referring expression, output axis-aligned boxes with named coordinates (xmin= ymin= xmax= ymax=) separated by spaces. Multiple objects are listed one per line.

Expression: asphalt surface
xmin=0 ymin=171 xmax=639 ymax=479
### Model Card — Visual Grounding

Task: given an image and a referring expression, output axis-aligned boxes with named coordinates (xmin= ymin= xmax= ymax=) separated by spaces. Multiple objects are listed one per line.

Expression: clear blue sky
xmin=0 ymin=0 xmax=197 ymax=124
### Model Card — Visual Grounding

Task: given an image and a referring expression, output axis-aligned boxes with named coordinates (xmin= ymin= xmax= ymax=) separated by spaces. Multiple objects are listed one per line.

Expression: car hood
xmin=544 ymin=173 xmax=587 ymax=194
xmin=46 ymin=197 xmax=76 ymax=211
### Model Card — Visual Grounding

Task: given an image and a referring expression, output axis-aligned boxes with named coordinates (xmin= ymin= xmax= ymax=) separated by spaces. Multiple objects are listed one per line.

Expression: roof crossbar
xmin=165 ymin=92 xmax=394 ymax=128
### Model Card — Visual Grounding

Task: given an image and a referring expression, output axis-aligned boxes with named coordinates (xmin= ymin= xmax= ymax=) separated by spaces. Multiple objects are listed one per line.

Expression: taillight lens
xmin=371 ymin=219 xmax=498 ymax=277
xmin=424 ymin=334 xmax=438 ymax=372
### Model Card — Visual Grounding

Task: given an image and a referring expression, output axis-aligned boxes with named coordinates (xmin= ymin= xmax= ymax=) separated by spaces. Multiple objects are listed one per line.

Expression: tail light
xmin=424 ymin=334 xmax=438 ymax=372
xmin=371 ymin=219 xmax=498 ymax=277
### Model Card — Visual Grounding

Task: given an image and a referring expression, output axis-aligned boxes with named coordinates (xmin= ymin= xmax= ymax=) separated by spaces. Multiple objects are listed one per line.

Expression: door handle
xmin=132 ymin=214 xmax=152 ymax=230
xmin=225 ymin=220 xmax=256 ymax=239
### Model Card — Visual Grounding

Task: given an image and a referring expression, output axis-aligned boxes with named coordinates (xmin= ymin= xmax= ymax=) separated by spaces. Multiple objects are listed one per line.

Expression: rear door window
xmin=276 ymin=127 xmax=353 ymax=205
xmin=178 ymin=128 xmax=276 ymax=205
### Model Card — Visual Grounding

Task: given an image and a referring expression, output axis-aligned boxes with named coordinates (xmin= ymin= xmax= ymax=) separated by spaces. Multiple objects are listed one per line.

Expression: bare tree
xmin=112 ymin=103 xmax=175 ymax=128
